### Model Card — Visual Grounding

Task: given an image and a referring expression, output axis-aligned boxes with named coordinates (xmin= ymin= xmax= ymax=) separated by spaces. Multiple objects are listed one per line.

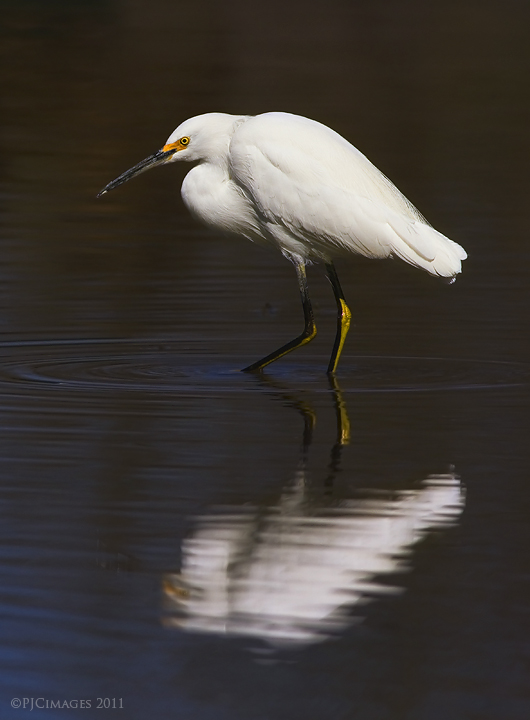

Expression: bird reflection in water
xmin=163 ymin=380 xmax=464 ymax=646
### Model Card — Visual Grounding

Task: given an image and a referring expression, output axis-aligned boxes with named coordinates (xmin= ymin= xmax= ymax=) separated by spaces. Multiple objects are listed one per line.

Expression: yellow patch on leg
xmin=328 ymin=299 xmax=352 ymax=374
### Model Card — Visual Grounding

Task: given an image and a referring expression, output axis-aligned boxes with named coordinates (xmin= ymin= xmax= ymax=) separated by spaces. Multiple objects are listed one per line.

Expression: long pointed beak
xmin=97 ymin=148 xmax=175 ymax=197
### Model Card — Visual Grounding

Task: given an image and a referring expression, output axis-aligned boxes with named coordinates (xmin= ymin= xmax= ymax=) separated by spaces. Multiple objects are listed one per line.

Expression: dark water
xmin=2 ymin=1 xmax=530 ymax=718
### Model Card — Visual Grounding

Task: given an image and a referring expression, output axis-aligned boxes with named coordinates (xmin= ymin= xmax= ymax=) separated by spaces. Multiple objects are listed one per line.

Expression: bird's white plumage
xmin=165 ymin=112 xmax=466 ymax=277
xmin=98 ymin=111 xmax=467 ymax=372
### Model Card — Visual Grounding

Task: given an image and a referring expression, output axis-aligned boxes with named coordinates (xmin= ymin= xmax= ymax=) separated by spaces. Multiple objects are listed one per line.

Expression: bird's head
xmin=97 ymin=113 xmax=246 ymax=197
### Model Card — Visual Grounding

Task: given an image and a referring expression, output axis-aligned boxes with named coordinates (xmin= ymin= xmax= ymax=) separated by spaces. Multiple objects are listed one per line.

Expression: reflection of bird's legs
xmin=325 ymin=375 xmax=351 ymax=489
xmin=329 ymin=374 xmax=351 ymax=447
xmin=242 ymin=256 xmax=316 ymax=372
xmin=252 ymin=373 xmax=316 ymax=469
xmin=326 ymin=262 xmax=352 ymax=375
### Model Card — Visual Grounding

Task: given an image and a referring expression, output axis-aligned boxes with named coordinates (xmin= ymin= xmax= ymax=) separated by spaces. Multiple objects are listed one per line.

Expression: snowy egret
xmin=98 ymin=112 xmax=467 ymax=374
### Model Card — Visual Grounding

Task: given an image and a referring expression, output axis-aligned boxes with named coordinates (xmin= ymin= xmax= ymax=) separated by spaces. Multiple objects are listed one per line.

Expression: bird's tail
xmin=387 ymin=218 xmax=467 ymax=278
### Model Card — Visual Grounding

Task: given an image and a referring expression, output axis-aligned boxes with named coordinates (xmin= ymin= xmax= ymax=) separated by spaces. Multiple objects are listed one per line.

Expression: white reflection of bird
xmin=98 ymin=112 xmax=467 ymax=373
xmin=163 ymin=474 xmax=465 ymax=646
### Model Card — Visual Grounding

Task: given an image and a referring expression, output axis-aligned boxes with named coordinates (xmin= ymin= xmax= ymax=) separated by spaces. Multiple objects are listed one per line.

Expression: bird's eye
xmin=180 ymin=137 xmax=190 ymax=146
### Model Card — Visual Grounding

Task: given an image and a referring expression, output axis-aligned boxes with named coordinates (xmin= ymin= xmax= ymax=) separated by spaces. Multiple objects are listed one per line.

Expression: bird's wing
xmin=229 ymin=115 xmax=465 ymax=276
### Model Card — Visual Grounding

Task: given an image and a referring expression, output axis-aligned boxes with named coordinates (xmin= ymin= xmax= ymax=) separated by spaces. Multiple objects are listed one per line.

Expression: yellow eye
xmin=180 ymin=136 xmax=190 ymax=146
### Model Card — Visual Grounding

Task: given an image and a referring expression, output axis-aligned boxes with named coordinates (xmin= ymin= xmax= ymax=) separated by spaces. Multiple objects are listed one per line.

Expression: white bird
xmin=98 ymin=112 xmax=467 ymax=373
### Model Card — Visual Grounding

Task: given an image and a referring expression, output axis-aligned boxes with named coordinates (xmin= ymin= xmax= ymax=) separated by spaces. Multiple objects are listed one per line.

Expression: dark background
xmin=1 ymin=1 xmax=529 ymax=718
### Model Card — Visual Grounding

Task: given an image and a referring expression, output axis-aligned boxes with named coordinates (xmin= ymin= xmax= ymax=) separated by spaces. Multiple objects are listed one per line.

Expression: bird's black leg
xmin=326 ymin=262 xmax=351 ymax=374
xmin=242 ymin=256 xmax=317 ymax=372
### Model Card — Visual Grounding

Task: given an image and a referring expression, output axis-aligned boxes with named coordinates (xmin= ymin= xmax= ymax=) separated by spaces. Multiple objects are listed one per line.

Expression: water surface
xmin=1 ymin=1 xmax=530 ymax=718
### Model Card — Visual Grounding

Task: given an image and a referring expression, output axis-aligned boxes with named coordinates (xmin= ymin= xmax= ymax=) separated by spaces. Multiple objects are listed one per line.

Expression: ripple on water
xmin=0 ymin=339 xmax=526 ymax=396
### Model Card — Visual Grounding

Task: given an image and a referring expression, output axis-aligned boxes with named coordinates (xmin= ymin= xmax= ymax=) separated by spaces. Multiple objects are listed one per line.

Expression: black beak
xmin=97 ymin=148 xmax=175 ymax=197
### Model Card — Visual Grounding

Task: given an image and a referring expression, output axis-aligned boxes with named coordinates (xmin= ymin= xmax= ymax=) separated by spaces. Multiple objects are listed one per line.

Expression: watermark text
xmin=11 ymin=698 xmax=123 ymax=710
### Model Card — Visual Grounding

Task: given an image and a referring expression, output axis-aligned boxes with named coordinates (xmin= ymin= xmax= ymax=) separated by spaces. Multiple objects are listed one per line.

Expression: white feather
xmin=98 ymin=111 xmax=468 ymax=372
xmin=226 ymin=112 xmax=466 ymax=276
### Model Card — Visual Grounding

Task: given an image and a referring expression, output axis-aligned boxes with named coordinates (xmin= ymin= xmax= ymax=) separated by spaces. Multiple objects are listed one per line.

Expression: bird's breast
xmin=181 ymin=163 xmax=261 ymax=240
